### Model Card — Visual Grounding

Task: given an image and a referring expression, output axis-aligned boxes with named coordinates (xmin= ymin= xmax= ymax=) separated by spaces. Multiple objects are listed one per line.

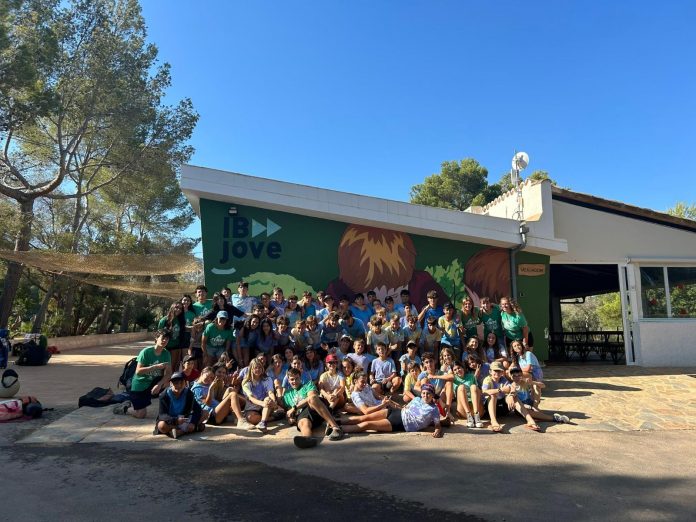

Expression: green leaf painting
xmin=230 ymin=272 xmax=316 ymax=298
xmin=424 ymin=259 xmax=467 ymax=305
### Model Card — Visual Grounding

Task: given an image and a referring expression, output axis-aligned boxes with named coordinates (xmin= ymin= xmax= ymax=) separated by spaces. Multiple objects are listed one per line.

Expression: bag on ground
xmin=0 ymin=398 xmax=23 ymax=421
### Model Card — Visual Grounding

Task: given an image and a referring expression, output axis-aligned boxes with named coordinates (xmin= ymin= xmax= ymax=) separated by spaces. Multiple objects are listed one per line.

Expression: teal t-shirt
xmin=480 ymin=305 xmax=504 ymax=339
xmin=501 ymin=311 xmax=527 ymax=341
xmin=157 ymin=317 xmax=181 ymax=349
xmin=461 ymin=308 xmax=481 ymax=339
xmin=203 ymin=322 xmax=234 ymax=348
xmin=184 ymin=310 xmax=196 ymax=326
xmin=130 ymin=346 xmax=171 ymax=392
xmin=282 ymin=381 xmax=316 ymax=409
xmin=192 ymin=300 xmax=212 ymax=320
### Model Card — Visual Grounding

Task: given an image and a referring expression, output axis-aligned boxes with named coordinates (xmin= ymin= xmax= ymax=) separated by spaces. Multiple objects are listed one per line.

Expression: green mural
xmin=199 ymin=198 xmax=550 ymax=358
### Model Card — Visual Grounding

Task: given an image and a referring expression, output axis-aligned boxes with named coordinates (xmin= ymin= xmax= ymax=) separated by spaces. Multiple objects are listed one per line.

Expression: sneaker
xmin=329 ymin=427 xmax=344 ymax=441
xmin=466 ymin=414 xmax=474 ymax=428
xmin=257 ymin=420 xmax=268 ymax=433
xmin=237 ymin=418 xmax=253 ymax=430
xmin=293 ymin=435 xmax=318 ymax=449
xmin=171 ymin=429 xmax=178 ymax=440
xmin=113 ymin=401 xmax=131 ymax=415
xmin=325 ymin=425 xmax=334 ymax=437
xmin=474 ymin=413 xmax=483 ymax=428
xmin=554 ymin=413 xmax=570 ymax=423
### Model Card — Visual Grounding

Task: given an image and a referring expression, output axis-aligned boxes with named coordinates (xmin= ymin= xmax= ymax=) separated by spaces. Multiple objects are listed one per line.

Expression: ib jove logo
xmin=219 ymin=216 xmax=283 ymax=265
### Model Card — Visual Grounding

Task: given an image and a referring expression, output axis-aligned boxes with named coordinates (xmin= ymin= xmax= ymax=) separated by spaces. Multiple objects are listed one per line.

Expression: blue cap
xmin=216 ymin=310 xmax=229 ymax=319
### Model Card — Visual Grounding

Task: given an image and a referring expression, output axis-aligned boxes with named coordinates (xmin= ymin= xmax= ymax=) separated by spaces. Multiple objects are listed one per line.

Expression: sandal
xmin=490 ymin=424 xmax=502 ymax=433
xmin=293 ymin=436 xmax=318 ymax=449
xmin=525 ymin=424 xmax=541 ymax=432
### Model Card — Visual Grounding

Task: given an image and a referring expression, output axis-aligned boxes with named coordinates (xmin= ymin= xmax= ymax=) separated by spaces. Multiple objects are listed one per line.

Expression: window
xmin=639 ymin=266 xmax=696 ymax=319
xmin=667 ymin=267 xmax=696 ymax=318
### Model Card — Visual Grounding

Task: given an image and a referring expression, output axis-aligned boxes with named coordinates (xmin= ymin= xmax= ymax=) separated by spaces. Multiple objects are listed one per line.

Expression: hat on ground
xmin=490 ymin=361 xmax=505 ymax=372
xmin=170 ymin=372 xmax=186 ymax=382
xmin=216 ymin=310 xmax=229 ymax=319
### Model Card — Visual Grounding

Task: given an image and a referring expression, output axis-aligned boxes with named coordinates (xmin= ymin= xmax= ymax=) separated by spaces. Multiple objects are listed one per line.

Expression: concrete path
xmin=3 ymin=342 xmax=696 ymax=521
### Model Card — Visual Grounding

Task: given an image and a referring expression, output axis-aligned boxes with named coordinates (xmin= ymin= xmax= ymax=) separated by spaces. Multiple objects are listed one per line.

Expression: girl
xmin=241 ymin=358 xmax=278 ymax=433
xmin=181 ymin=294 xmax=196 ymax=327
xmin=266 ymin=353 xmax=288 ymax=397
xmin=464 ymin=336 xmax=486 ymax=364
xmin=511 ymin=339 xmax=544 ymax=402
xmin=283 ymin=295 xmax=303 ymax=326
xmin=303 ymin=346 xmax=324 ymax=384
xmin=236 ymin=314 xmax=261 ymax=366
xmin=341 ymin=357 xmax=361 ymax=415
xmin=201 ymin=311 xmax=233 ymax=367
xmin=318 ymin=354 xmax=346 ymax=412
xmin=255 ymin=318 xmax=277 ymax=357
xmin=158 ymin=302 xmax=186 ymax=371
xmin=452 ymin=360 xmax=482 ymax=428
xmin=500 ymin=296 xmax=531 ymax=350
xmin=283 ymin=346 xmax=295 ymax=367
xmin=275 ymin=316 xmax=292 ymax=353
xmin=305 ymin=315 xmax=322 ymax=349
xmin=439 ymin=346 xmax=456 ymax=373
xmin=191 ymin=366 xmax=246 ymax=427
xmin=460 ymin=296 xmax=481 ymax=341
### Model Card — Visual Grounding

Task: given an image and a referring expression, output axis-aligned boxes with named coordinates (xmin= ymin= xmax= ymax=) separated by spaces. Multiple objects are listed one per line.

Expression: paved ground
xmin=3 ymin=343 xmax=696 ymax=521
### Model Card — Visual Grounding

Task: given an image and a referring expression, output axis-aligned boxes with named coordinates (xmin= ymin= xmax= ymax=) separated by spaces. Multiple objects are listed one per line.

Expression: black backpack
xmin=118 ymin=357 xmax=138 ymax=391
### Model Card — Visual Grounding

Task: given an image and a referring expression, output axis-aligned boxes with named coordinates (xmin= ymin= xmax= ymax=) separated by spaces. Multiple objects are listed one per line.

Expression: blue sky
xmin=140 ymin=1 xmax=696 ymax=253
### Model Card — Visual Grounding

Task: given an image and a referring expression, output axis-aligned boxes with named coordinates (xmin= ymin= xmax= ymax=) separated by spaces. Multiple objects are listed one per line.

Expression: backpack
xmin=16 ymin=340 xmax=51 ymax=366
xmin=0 ymin=398 xmax=23 ymax=421
xmin=118 ymin=357 xmax=138 ymax=391
xmin=78 ymin=387 xmax=117 ymax=408
xmin=21 ymin=396 xmax=45 ymax=418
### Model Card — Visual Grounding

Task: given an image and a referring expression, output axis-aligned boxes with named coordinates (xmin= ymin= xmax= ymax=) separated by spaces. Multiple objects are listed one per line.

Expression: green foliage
xmin=667 ymin=202 xmax=696 ymax=221
xmin=237 ymin=272 xmax=316 ymax=299
xmin=561 ymin=293 xmax=623 ymax=331
xmin=596 ymin=293 xmax=623 ymax=329
xmin=410 ymin=159 xmax=491 ymax=211
xmin=424 ymin=259 xmax=466 ymax=304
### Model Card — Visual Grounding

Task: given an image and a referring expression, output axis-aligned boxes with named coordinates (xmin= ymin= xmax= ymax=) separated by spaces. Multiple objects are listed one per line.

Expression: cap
xmin=509 ymin=366 xmax=522 ymax=374
xmin=406 ymin=340 xmax=418 ymax=349
xmin=340 ymin=334 xmax=353 ymax=342
xmin=216 ymin=310 xmax=229 ymax=319
xmin=325 ymin=354 xmax=338 ymax=363
xmin=170 ymin=371 xmax=186 ymax=382
xmin=490 ymin=361 xmax=505 ymax=372
xmin=182 ymin=354 xmax=195 ymax=363
xmin=305 ymin=345 xmax=316 ymax=352
xmin=426 ymin=316 xmax=437 ymax=324
xmin=421 ymin=383 xmax=436 ymax=395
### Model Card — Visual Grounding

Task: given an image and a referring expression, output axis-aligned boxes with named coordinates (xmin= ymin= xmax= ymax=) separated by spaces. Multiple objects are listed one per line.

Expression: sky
xmin=140 ymin=1 xmax=696 ymax=254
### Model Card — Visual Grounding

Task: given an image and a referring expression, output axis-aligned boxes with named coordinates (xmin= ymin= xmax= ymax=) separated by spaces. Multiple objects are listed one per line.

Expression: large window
xmin=640 ymin=266 xmax=696 ymax=319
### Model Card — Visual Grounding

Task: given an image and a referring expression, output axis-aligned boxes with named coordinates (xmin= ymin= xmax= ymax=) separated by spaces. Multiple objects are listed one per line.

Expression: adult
xmin=342 ymin=382 xmax=443 ymax=438
xmin=154 ymin=372 xmax=203 ymax=438
xmin=479 ymin=296 xmax=505 ymax=352
xmin=283 ymin=367 xmax=344 ymax=449
xmin=500 ymin=296 xmax=531 ymax=349
xmin=459 ymin=296 xmax=481 ymax=341
xmin=114 ymin=329 xmax=172 ymax=419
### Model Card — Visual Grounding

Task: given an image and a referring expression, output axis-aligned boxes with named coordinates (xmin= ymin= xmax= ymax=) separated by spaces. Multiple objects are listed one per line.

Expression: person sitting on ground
xmin=114 ymin=329 xmax=172 ymax=419
xmin=401 ymin=361 xmax=421 ymax=403
xmin=370 ymin=342 xmax=402 ymax=399
xmin=283 ymin=367 xmax=344 ymax=448
xmin=154 ymin=372 xmax=204 ymax=439
xmin=418 ymin=351 xmax=454 ymax=423
xmin=349 ymin=371 xmax=400 ymax=416
xmin=181 ymin=354 xmax=201 ymax=385
xmin=304 ymin=346 xmax=324 ymax=385
xmin=267 ymin=353 xmax=288 ymax=397
xmin=318 ymin=354 xmax=346 ymax=413
xmin=202 ymin=311 xmax=234 ymax=366
xmin=342 ymin=382 xmax=443 ymax=438
xmin=437 ymin=359 xmax=483 ymax=428
xmin=341 ymin=357 xmax=361 ymax=415
xmin=511 ymin=339 xmax=544 ymax=403
xmin=241 ymin=358 xmax=279 ymax=433
xmin=508 ymin=366 xmax=569 ymax=428
xmin=191 ymin=365 xmax=247 ymax=427
xmin=481 ymin=360 xmax=516 ymax=433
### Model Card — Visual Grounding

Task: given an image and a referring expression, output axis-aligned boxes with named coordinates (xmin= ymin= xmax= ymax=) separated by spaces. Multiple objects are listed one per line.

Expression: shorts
xmin=129 ymin=389 xmax=152 ymax=411
xmin=296 ymin=405 xmax=324 ymax=431
xmin=483 ymin=397 xmax=511 ymax=417
xmin=376 ymin=380 xmax=394 ymax=394
xmin=207 ymin=345 xmax=226 ymax=358
xmin=386 ymin=407 xmax=405 ymax=432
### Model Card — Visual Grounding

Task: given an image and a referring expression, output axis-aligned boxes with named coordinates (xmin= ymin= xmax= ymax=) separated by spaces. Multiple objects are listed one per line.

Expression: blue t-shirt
xmin=231 ymin=294 xmax=256 ymax=314
xmin=191 ymin=382 xmax=218 ymax=414
xmin=302 ymin=304 xmax=317 ymax=320
xmin=166 ymin=388 xmax=188 ymax=417
xmin=401 ymin=396 xmax=440 ymax=432
xmin=418 ymin=370 xmax=446 ymax=394
xmin=281 ymin=371 xmax=312 ymax=390
xmin=242 ymin=376 xmax=274 ymax=400
xmin=346 ymin=352 xmax=375 ymax=373
xmin=349 ymin=305 xmax=373 ymax=326
xmin=342 ymin=318 xmax=366 ymax=339
xmin=398 ymin=353 xmax=422 ymax=375
xmin=351 ymin=387 xmax=381 ymax=410
xmin=306 ymin=362 xmax=325 ymax=382
xmin=423 ymin=306 xmax=444 ymax=325
xmin=371 ymin=357 xmax=396 ymax=381
xmin=518 ymin=351 xmax=543 ymax=380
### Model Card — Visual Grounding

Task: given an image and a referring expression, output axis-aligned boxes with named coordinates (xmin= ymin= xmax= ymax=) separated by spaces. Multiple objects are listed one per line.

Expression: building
xmin=181 ymin=164 xmax=696 ymax=366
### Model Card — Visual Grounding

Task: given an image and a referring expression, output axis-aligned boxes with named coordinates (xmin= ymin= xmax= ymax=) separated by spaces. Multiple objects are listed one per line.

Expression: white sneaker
xmin=554 ymin=413 xmax=570 ymax=423
xmin=466 ymin=414 xmax=474 ymax=428
xmin=257 ymin=420 xmax=268 ymax=433
xmin=474 ymin=413 xmax=483 ymax=428
xmin=236 ymin=418 xmax=252 ymax=430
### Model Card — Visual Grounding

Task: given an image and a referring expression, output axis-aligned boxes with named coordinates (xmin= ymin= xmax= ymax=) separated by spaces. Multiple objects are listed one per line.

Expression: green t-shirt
xmin=480 ymin=305 xmax=504 ymax=339
xmin=501 ymin=311 xmax=528 ymax=341
xmin=282 ymin=381 xmax=316 ymax=409
xmin=157 ymin=317 xmax=181 ymax=349
xmin=184 ymin=310 xmax=196 ymax=326
xmin=130 ymin=346 xmax=171 ymax=393
xmin=461 ymin=308 xmax=481 ymax=339
xmin=203 ymin=322 xmax=234 ymax=348
xmin=191 ymin=300 xmax=212 ymax=320
xmin=453 ymin=373 xmax=477 ymax=393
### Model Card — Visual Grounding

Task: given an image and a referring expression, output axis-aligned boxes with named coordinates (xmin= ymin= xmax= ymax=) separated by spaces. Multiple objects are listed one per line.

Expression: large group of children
xmin=115 ymin=282 xmax=570 ymax=448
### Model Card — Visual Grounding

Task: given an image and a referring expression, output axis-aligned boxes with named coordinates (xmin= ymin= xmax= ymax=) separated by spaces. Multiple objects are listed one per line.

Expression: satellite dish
xmin=511 ymin=151 xmax=529 ymax=171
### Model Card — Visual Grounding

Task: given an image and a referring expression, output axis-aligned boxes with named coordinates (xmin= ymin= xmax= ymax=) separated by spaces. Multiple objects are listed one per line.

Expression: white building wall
xmin=634 ymin=321 xmax=696 ymax=366
xmin=552 ymin=200 xmax=696 ymax=264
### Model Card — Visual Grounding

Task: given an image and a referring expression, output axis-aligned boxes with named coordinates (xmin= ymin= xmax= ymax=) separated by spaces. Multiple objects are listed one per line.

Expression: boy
xmin=366 ymin=317 xmax=389 ymax=353
xmin=192 ymin=285 xmax=212 ymax=320
xmin=418 ymin=290 xmax=444 ymax=328
xmin=114 ymin=329 xmax=172 ymax=419
xmin=438 ymin=303 xmax=463 ymax=358
xmin=418 ymin=351 xmax=454 ymax=422
xmin=346 ymin=338 xmax=375 ymax=374
xmin=301 ymin=291 xmax=316 ymax=319
xmin=181 ymin=354 xmax=200 ymax=384
xmin=340 ymin=311 xmax=366 ymax=340
xmin=399 ymin=341 xmax=422 ymax=377
xmin=370 ymin=342 xmax=402 ymax=398
xmin=395 ymin=289 xmax=417 ymax=318
xmin=421 ymin=316 xmax=442 ymax=357
xmin=349 ymin=293 xmax=373 ymax=326
xmin=154 ymin=372 xmax=203 ymax=438
xmin=231 ymin=281 xmax=256 ymax=314
xmin=386 ymin=313 xmax=405 ymax=360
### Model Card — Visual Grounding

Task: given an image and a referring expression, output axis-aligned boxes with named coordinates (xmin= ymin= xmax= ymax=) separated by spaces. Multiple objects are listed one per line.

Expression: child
xmin=401 ymin=361 xmax=421 ymax=403
xmin=481 ymin=361 xmax=513 ymax=432
xmin=438 ymin=303 xmax=463 ymax=359
xmin=188 ymin=320 xmax=205 ymax=370
xmin=366 ymin=317 xmax=389 ymax=354
xmin=181 ymin=354 xmax=201 ymax=384
xmin=305 ymin=315 xmax=322 ymax=349
xmin=301 ymin=291 xmax=316 ymax=320
xmin=290 ymin=319 xmax=310 ymax=351
xmin=452 ymin=360 xmax=482 ymax=428
xmin=154 ymin=372 xmax=204 ymax=438
xmin=508 ymin=366 xmax=569 ymax=425
xmin=386 ymin=313 xmax=405 ymax=360
xmin=511 ymin=339 xmax=544 ymax=403
xmin=275 ymin=316 xmax=292 ymax=353
xmin=370 ymin=342 xmax=402 ymax=399
xmin=399 ymin=341 xmax=422 ymax=377
xmin=421 ymin=316 xmax=441 ymax=358
xmin=320 ymin=312 xmax=345 ymax=354
xmin=318 ymin=354 xmax=346 ymax=412
xmin=283 ymin=295 xmax=303 ymax=326
xmin=346 ymin=338 xmax=375 ymax=375
xmin=349 ymin=293 xmax=373 ymax=326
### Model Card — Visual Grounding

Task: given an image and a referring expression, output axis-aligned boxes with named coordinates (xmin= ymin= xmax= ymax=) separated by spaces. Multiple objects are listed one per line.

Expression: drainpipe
xmin=510 ymin=222 xmax=529 ymax=300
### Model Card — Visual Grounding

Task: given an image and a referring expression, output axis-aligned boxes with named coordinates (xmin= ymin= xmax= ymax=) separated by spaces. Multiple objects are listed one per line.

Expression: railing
xmin=548 ymin=330 xmax=625 ymax=364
